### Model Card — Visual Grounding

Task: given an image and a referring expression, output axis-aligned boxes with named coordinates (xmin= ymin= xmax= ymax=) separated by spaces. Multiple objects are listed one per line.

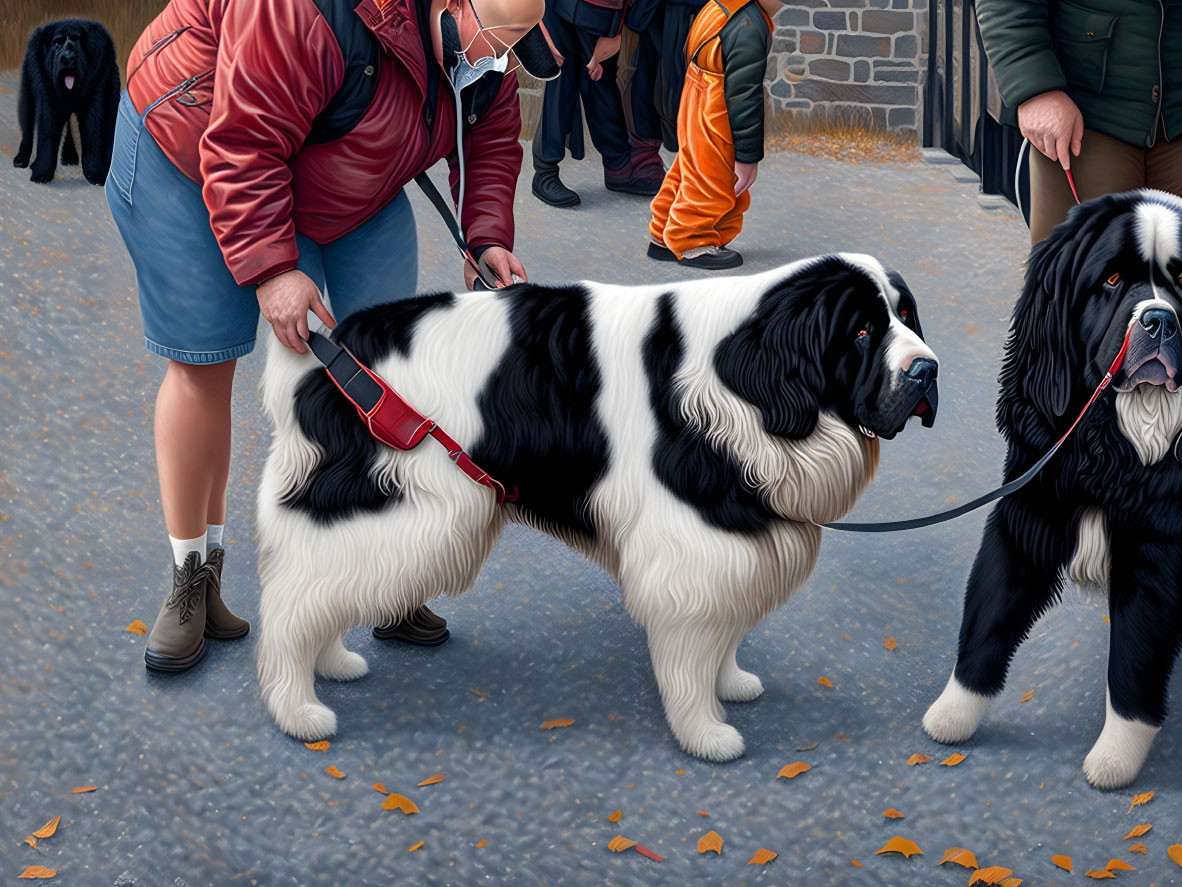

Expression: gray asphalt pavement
xmin=1 ymin=69 xmax=1180 ymax=886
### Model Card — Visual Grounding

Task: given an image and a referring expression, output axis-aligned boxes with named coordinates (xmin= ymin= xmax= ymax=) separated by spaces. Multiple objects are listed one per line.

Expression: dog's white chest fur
xmin=1114 ymin=384 xmax=1182 ymax=465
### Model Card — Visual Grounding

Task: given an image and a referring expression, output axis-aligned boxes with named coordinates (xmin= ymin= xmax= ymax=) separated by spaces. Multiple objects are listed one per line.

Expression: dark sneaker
xmin=679 ymin=245 xmax=743 ymax=270
xmin=202 ymin=547 xmax=250 ymax=640
xmin=532 ymin=167 xmax=580 ymax=207
xmin=373 ymin=605 xmax=450 ymax=646
xmin=647 ymin=241 xmax=677 ymax=262
xmin=628 ymin=142 xmax=666 ymax=183
xmin=604 ymin=159 xmax=662 ymax=196
xmin=145 ymin=551 xmax=208 ymax=672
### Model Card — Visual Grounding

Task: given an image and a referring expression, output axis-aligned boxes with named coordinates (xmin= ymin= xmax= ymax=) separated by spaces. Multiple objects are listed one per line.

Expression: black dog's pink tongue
xmin=64 ymin=75 xmax=75 ymax=90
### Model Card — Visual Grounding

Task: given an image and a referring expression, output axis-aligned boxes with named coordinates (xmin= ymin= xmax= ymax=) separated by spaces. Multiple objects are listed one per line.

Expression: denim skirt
xmin=105 ymin=89 xmax=419 ymax=364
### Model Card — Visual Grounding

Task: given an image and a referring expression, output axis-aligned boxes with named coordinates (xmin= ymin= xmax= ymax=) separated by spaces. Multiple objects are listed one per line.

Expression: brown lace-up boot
xmin=201 ymin=547 xmax=250 ymax=639
xmin=144 ymin=551 xmax=208 ymax=672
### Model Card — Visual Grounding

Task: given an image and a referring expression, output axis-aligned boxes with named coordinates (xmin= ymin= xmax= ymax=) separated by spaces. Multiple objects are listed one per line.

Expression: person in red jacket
xmin=105 ymin=0 xmax=556 ymax=672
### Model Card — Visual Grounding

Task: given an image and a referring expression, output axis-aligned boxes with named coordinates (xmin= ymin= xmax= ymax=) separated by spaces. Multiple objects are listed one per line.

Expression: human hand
xmin=464 ymin=246 xmax=528 ymax=290
xmin=540 ymin=21 xmax=563 ymax=67
xmin=1017 ymin=90 xmax=1084 ymax=170
xmin=586 ymin=34 xmax=621 ymax=82
xmin=256 ymin=269 xmax=335 ymax=354
xmin=734 ymin=160 xmax=758 ymax=195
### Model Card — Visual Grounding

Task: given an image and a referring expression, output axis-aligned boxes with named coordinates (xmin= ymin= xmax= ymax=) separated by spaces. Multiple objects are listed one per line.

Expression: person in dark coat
xmin=619 ymin=0 xmax=667 ymax=188
xmin=531 ymin=0 xmax=664 ymax=206
xmin=976 ymin=0 xmax=1182 ymax=244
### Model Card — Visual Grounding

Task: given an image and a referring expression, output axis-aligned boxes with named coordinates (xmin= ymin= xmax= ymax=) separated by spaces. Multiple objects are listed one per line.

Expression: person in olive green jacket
xmin=975 ymin=0 xmax=1181 ymax=244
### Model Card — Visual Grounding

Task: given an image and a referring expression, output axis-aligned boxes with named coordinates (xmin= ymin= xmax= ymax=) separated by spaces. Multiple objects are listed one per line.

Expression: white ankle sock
xmin=170 ymin=532 xmax=206 ymax=568
xmin=206 ymin=523 xmax=224 ymax=551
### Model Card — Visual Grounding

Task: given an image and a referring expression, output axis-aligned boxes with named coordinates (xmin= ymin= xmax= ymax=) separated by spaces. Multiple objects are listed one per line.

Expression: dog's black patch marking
xmin=282 ymin=293 xmax=455 ymax=524
xmin=15 ymin=18 xmax=120 ymax=184
xmin=469 ymin=283 xmax=610 ymax=541
xmin=645 ymin=292 xmax=778 ymax=534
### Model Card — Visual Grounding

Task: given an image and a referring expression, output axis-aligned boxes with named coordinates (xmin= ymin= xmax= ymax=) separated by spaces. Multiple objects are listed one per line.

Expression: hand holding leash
xmin=1017 ymin=89 xmax=1084 ymax=171
xmin=258 ymin=269 xmax=336 ymax=355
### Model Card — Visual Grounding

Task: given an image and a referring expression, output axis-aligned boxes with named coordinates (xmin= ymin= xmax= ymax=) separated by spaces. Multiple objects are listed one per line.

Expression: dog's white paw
xmin=681 ymin=723 xmax=746 ymax=762
xmin=315 ymin=647 xmax=369 ymax=682
xmin=922 ymin=673 xmax=991 ymax=744
xmin=717 ymin=668 xmax=764 ymax=703
xmin=1082 ymin=694 xmax=1159 ymax=790
xmin=274 ymin=701 xmax=338 ymax=741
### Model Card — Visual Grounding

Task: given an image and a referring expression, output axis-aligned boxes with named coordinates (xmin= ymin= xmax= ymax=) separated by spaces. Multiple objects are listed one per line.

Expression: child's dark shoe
xmin=678 ymin=245 xmax=743 ymax=270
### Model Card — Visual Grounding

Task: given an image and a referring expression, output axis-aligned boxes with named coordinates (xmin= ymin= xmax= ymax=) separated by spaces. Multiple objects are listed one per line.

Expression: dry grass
xmin=765 ymin=106 xmax=921 ymax=164
xmin=0 ymin=0 xmax=165 ymax=80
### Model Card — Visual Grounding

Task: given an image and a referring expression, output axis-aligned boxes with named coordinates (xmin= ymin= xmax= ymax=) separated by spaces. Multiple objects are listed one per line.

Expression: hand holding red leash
xmin=258 ymin=269 xmax=336 ymax=354
xmin=1018 ymin=89 xmax=1084 ymax=172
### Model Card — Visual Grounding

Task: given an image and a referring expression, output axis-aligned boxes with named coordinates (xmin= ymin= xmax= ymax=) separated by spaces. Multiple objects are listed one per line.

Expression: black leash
xmin=414 ymin=173 xmax=500 ymax=290
xmin=822 ymin=322 xmax=1133 ymax=532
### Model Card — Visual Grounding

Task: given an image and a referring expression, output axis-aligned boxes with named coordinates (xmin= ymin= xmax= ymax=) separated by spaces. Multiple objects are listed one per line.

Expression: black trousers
xmin=627 ymin=24 xmax=663 ymax=145
xmin=532 ymin=9 xmax=631 ymax=171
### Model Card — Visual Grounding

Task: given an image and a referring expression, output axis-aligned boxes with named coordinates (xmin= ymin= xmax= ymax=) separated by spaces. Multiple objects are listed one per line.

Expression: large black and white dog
xmin=924 ymin=190 xmax=1182 ymax=789
xmin=256 ymin=256 xmax=939 ymax=761
xmin=13 ymin=19 xmax=119 ymax=185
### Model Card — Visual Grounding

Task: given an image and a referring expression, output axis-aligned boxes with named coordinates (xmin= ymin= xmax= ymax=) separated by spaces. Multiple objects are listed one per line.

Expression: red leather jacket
xmin=126 ymin=0 xmax=522 ymax=286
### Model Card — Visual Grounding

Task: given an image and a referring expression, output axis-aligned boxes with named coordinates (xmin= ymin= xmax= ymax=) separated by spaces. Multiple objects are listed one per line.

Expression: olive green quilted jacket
xmin=975 ymin=0 xmax=1181 ymax=148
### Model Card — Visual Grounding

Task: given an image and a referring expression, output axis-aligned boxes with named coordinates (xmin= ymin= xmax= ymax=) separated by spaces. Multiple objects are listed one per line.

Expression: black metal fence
xmin=924 ymin=0 xmax=1030 ymax=218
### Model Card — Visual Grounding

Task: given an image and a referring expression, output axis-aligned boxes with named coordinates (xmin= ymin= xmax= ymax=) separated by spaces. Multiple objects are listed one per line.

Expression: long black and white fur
xmin=255 ymin=255 xmax=939 ymax=761
xmin=924 ymin=190 xmax=1182 ymax=789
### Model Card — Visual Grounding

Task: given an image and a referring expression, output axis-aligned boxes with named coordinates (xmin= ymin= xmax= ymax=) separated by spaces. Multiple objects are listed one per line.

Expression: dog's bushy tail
xmin=258 ymin=332 xmax=325 ymax=502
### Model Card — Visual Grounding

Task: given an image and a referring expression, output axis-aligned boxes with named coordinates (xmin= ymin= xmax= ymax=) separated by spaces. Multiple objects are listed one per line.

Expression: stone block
xmin=854 ymin=59 xmax=871 ymax=82
xmin=894 ymin=34 xmax=919 ymax=58
xmin=860 ymin=9 xmax=915 ymax=34
xmin=800 ymin=30 xmax=825 ymax=54
xmin=810 ymin=58 xmax=852 ymax=80
xmin=775 ymin=6 xmax=812 ymax=27
xmin=888 ymin=106 xmax=916 ymax=128
xmin=791 ymin=79 xmax=917 ymax=106
xmin=875 ymin=67 xmax=919 ymax=82
xmin=835 ymin=34 xmax=892 ymax=57
xmin=813 ymin=10 xmax=847 ymax=30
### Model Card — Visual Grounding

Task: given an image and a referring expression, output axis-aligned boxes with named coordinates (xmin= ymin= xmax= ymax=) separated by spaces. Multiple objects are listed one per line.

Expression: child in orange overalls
xmin=648 ymin=0 xmax=778 ymax=270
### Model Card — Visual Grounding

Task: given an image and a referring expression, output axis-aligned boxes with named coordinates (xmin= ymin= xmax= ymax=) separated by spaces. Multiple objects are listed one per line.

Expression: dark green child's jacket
xmin=975 ymin=0 xmax=1181 ymax=148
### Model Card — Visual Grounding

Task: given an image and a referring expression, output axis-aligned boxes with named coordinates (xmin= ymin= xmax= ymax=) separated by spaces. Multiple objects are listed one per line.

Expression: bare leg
xmin=154 ymin=359 xmax=235 ymax=540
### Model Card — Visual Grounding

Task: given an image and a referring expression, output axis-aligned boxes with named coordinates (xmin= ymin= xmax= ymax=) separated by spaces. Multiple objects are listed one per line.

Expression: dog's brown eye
xmin=857 ymin=329 xmax=869 ymax=339
xmin=1107 ymin=273 xmax=1121 ymax=285
xmin=899 ymin=309 xmax=910 ymax=321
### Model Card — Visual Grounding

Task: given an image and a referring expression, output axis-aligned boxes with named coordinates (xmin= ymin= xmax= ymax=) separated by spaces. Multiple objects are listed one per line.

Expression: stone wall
xmin=766 ymin=0 xmax=927 ymax=135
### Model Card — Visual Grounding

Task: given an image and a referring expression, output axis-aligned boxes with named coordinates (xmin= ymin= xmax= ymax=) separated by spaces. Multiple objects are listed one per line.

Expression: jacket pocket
xmin=108 ymin=92 xmax=143 ymax=206
xmin=1052 ymin=0 xmax=1118 ymax=94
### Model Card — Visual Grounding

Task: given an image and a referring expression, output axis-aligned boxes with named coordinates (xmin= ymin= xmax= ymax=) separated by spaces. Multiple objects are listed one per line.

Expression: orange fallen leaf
xmin=851 ymin=859 xmax=863 ymax=867
xmin=1106 ymin=859 xmax=1135 ymax=872
xmin=941 ymin=753 xmax=966 ymax=766
xmin=884 ymin=636 xmax=898 ymax=651
xmin=18 ymin=867 xmax=56 ymax=880
xmin=696 ymin=811 xmax=709 ymax=817
xmin=1052 ymin=854 xmax=1072 ymax=872
xmin=469 ymin=688 xmax=487 ymax=697
xmin=1128 ymin=843 xmax=1147 ymax=855
xmin=776 ymin=761 xmax=810 ymax=779
xmin=635 ymin=845 xmax=665 ymax=862
xmin=608 ymin=810 xmax=621 ymax=823
xmin=970 ymin=866 xmax=1013 ymax=885
xmin=609 ymin=835 xmax=636 ymax=853
xmin=373 ymin=783 xmax=388 ymax=794
xmin=818 ymin=676 xmax=833 ymax=687
xmin=1127 ymin=790 xmax=1154 ymax=812
xmin=697 ymin=830 xmax=723 ymax=855
xmin=476 ymin=838 xmax=487 ymax=848
xmin=907 ymin=753 xmax=932 ymax=766
xmin=71 ymin=786 xmax=96 ymax=793
xmin=24 ymin=836 xmax=36 ymax=848
xmin=1084 ymin=871 xmax=1116 ymax=880
xmin=125 ymin=620 xmax=147 ymax=635
xmin=540 ymin=718 xmax=574 ymax=729
xmin=381 ymin=793 xmax=419 ymax=814
xmin=939 ymin=847 xmax=978 ymax=869
xmin=31 ymin=816 xmax=60 ymax=839
xmin=417 ymin=774 xmax=444 ymax=787
xmin=408 ymin=840 xmax=423 ymax=852
xmin=875 ymin=836 xmax=922 ymax=859
xmin=1020 ymin=690 xmax=1034 ymax=702
xmin=1124 ymin=824 xmax=1151 ymax=839
xmin=1168 ymin=845 xmax=1182 ymax=867
xmin=748 ymin=848 xmax=777 ymax=865
xmin=838 ymin=733 xmax=852 ymax=742
xmin=304 ymin=740 xmax=330 ymax=751
xmin=325 ymin=766 xmax=344 ymax=779
xmin=883 ymin=808 xmax=904 ymax=819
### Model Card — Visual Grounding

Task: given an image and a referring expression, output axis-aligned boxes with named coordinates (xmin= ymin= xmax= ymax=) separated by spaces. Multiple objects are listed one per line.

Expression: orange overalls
xmin=649 ymin=0 xmax=773 ymax=258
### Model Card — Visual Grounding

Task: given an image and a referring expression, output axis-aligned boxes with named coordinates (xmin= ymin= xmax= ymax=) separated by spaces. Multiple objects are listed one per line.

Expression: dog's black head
xmin=34 ymin=19 xmax=106 ymax=97
xmin=1001 ymin=190 xmax=1182 ymax=434
xmin=715 ymin=255 xmax=939 ymax=441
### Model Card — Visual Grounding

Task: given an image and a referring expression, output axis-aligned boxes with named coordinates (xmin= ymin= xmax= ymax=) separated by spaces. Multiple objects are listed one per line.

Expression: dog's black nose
xmin=1140 ymin=307 xmax=1177 ymax=340
xmin=904 ymin=357 xmax=938 ymax=388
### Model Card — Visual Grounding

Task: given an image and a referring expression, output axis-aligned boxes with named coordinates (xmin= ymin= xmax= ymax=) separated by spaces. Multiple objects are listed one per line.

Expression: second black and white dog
xmin=924 ymin=190 xmax=1182 ymax=789
xmin=256 ymin=256 xmax=939 ymax=761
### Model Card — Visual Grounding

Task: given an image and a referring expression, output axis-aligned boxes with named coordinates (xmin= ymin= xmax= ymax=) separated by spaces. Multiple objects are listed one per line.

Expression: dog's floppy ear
xmin=1000 ymin=196 xmax=1131 ymax=429
xmin=714 ymin=269 xmax=833 ymax=440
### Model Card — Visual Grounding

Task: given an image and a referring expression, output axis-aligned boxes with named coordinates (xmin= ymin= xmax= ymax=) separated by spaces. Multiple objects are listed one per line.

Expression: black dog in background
xmin=13 ymin=19 xmax=119 ymax=185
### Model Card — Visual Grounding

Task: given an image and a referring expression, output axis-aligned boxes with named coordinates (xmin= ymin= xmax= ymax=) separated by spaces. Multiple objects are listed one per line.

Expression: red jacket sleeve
xmin=447 ymin=73 xmax=523 ymax=255
xmin=199 ymin=0 xmax=343 ymax=287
